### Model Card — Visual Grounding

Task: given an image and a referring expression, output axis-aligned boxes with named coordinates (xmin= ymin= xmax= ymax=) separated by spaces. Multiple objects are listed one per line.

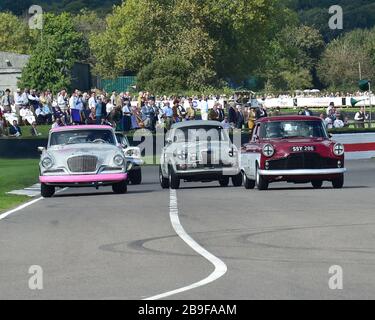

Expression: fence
xmin=96 ymin=76 xmax=137 ymax=93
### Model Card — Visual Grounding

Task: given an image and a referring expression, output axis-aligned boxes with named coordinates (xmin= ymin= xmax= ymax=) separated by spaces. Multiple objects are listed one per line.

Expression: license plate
xmin=291 ymin=146 xmax=315 ymax=152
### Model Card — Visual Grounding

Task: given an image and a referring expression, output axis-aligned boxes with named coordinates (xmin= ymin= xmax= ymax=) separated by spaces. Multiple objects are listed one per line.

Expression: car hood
xmin=47 ymin=143 xmax=121 ymax=156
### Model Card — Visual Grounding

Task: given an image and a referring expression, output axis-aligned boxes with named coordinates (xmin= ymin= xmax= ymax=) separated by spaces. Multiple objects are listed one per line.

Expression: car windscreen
xmin=260 ymin=121 xmax=328 ymax=139
xmin=172 ymin=126 xmax=229 ymax=143
xmin=50 ymin=130 xmax=116 ymax=146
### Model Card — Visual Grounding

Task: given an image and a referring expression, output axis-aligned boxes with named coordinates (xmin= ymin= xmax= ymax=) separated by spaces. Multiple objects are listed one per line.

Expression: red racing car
xmin=241 ymin=116 xmax=346 ymax=190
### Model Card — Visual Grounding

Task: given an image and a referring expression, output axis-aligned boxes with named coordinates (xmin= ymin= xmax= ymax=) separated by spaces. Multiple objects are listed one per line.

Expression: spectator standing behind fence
xmin=354 ymin=106 xmax=369 ymax=128
xmin=14 ymin=89 xmax=23 ymax=117
xmin=256 ymin=104 xmax=268 ymax=119
xmin=1 ymin=89 xmax=14 ymax=113
xmin=200 ymin=96 xmax=209 ymax=121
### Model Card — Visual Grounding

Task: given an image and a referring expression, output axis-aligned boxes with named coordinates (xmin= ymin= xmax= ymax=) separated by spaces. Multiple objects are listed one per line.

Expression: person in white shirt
xmin=57 ymin=90 xmax=68 ymax=112
xmin=354 ymin=106 xmax=369 ymax=128
xmin=106 ymin=99 xmax=115 ymax=122
xmin=88 ymin=92 xmax=97 ymax=110
xmin=14 ymin=89 xmax=24 ymax=116
xmin=20 ymin=107 xmax=36 ymax=125
xmin=200 ymin=96 xmax=209 ymax=121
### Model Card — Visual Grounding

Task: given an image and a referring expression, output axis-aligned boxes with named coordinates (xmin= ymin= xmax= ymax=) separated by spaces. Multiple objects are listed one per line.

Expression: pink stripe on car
xmin=40 ymin=173 xmax=128 ymax=184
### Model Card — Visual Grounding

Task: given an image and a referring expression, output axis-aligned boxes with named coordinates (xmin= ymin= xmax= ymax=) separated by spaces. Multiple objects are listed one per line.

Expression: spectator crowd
xmin=0 ymin=88 xmax=372 ymax=138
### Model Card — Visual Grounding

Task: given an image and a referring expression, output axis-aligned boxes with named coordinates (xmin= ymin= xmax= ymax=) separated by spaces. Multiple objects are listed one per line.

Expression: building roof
xmin=0 ymin=52 xmax=30 ymax=71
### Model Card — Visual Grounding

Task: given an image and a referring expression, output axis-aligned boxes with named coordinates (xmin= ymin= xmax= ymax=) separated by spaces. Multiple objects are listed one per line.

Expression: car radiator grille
xmin=68 ymin=156 xmax=98 ymax=173
xmin=268 ymin=153 xmax=338 ymax=170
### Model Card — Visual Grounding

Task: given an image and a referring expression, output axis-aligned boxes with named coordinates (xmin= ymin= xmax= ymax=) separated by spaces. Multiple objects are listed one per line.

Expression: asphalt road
xmin=1 ymin=159 xmax=375 ymax=300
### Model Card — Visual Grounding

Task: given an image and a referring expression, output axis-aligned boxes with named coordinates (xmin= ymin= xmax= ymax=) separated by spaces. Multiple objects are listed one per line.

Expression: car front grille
xmin=268 ymin=153 xmax=338 ymax=170
xmin=68 ymin=156 xmax=98 ymax=173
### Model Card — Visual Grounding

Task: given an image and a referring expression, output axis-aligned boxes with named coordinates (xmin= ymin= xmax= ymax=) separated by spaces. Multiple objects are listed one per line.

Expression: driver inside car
xmin=266 ymin=123 xmax=283 ymax=138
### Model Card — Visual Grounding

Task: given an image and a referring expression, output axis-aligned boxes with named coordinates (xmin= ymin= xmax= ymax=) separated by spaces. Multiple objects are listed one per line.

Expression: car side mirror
xmin=38 ymin=147 xmax=45 ymax=153
xmin=166 ymin=138 xmax=173 ymax=145
xmin=253 ymin=135 xmax=260 ymax=142
xmin=328 ymin=133 xmax=333 ymax=138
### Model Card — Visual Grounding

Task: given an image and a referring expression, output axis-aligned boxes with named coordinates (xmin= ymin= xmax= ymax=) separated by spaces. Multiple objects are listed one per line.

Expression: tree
xmin=19 ymin=12 xmax=87 ymax=92
xmin=317 ymin=29 xmax=375 ymax=91
xmin=0 ymin=12 xmax=37 ymax=54
xmin=18 ymin=40 xmax=71 ymax=92
xmin=91 ymin=0 xmax=292 ymax=90
xmin=260 ymin=25 xmax=324 ymax=91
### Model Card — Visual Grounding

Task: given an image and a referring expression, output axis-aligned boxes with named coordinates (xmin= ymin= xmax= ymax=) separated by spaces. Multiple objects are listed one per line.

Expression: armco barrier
xmin=333 ymin=133 xmax=375 ymax=160
xmin=1 ymin=133 xmax=374 ymax=160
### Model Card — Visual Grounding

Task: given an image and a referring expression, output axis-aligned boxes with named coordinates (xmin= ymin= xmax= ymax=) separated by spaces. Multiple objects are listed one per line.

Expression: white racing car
xmin=159 ymin=121 xmax=241 ymax=189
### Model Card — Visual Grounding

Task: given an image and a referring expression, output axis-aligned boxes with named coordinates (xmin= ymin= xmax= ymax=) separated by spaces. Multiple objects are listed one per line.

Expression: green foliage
xmin=137 ymin=55 xmax=193 ymax=95
xmin=91 ymin=0 xmax=293 ymax=92
xmin=18 ymin=40 xmax=71 ymax=92
xmin=317 ymin=29 xmax=375 ymax=91
xmin=0 ymin=12 xmax=37 ymax=54
xmin=19 ymin=12 xmax=86 ymax=92
xmin=261 ymin=25 xmax=324 ymax=91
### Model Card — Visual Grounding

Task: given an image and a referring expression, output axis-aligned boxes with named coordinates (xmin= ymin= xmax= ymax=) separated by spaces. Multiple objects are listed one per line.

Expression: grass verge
xmin=0 ymin=159 xmax=40 ymax=213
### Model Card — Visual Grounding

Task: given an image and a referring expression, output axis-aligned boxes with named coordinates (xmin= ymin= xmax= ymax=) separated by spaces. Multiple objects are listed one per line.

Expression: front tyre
xmin=41 ymin=183 xmax=55 ymax=198
xmin=332 ymin=174 xmax=344 ymax=189
xmin=112 ymin=180 xmax=128 ymax=194
xmin=129 ymin=168 xmax=142 ymax=185
xmin=160 ymin=166 xmax=170 ymax=189
xmin=312 ymin=180 xmax=323 ymax=189
xmin=232 ymin=173 xmax=243 ymax=187
xmin=169 ymin=166 xmax=180 ymax=190
xmin=219 ymin=176 xmax=230 ymax=187
xmin=256 ymin=165 xmax=269 ymax=191
xmin=243 ymin=172 xmax=256 ymax=190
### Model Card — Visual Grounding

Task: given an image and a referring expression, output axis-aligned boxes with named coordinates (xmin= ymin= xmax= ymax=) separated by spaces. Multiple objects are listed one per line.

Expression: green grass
xmin=0 ymin=159 xmax=40 ymax=213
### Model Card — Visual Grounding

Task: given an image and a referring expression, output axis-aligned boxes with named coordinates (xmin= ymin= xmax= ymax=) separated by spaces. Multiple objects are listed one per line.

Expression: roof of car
xmin=171 ymin=120 xmax=223 ymax=129
xmin=257 ymin=116 xmax=322 ymax=123
xmin=50 ymin=125 xmax=114 ymax=133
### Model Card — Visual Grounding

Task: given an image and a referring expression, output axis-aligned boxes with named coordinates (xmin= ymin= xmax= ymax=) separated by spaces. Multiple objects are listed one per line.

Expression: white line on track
xmin=0 ymin=188 xmax=68 ymax=221
xmin=144 ymin=189 xmax=228 ymax=300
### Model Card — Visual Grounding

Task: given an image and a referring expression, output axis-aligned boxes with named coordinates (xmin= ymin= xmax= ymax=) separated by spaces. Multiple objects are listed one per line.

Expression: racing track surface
xmin=1 ymin=159 xmax=375 ymax=300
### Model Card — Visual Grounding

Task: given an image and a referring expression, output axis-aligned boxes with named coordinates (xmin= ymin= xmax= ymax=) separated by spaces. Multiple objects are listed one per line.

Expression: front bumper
xmin=40 ymin=173 xmax=128 ymax=185
xmin=259 ymin=168 xmax=346 ymax=176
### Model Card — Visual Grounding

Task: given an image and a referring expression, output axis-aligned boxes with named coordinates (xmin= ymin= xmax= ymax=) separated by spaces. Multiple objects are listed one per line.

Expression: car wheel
xmin=312 ymin=180 xmax=323 ymax=189
xmin=243 ymin=172 xmax=256 ymax=190
xmin=332 ymin=174 xmax=344 ymax=189
xmin=169 ymin=166 xmax=180 ymax=190
xmin=219 ymin=176 xmax=230 ymax=187
xmin=160 ymin=166 xmax=170 ymax=189
xmin=129 ymin=168 xmax=142 ymax=185
xmin=41 ymin=183 xmax=55 ymax=198
xmin=256 ymin=165 xmax=269 ymax=191
xmin=112 ymin=180 xmax=128 ymax=194
xmin=232 ymin=173 xmax=243 ymax=187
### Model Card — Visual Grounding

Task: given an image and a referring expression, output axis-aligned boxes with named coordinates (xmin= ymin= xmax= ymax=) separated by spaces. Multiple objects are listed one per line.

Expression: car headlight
xmin=114 ymin=154 xmax=125 ymax=166
xmin=262 ymin=144 xmax=275 ymax=158
xmin=177 ymin=150 xmax=188 ymax=160
xmin=333 ymin=143 xmax=345 ymax=156
xmin=125 ymin=148 xmax=141 ymax=158
xmin=42 ymin=157 xmax=53 ymax=169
